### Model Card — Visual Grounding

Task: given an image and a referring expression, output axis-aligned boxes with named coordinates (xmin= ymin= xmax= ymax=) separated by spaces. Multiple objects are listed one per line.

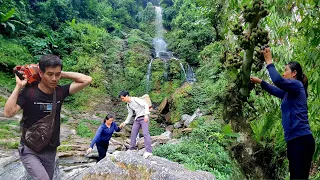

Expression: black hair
xmin=287 ymin=61 xmax=308 ymax=96
xmin=103 ymin=114 xmax=114 ymax=123
xmin=119 ymin=90 xmax=130 ymax=98
xmin=39 ymin=54 xmax=63 ymax=73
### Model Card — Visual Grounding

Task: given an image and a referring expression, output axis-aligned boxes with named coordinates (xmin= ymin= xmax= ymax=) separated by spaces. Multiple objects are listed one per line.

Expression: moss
xmin=61 ymin=117 xmax=69 ymax=124
xmin=189 ymin=116 xmax=208 ymax=128
xmin=0 ymin=120 xmax=20 ymax=139
xmin=0 ymin=141 xmax=19 ymax=149
xmin=57 ymin=145 xmax=73 ymax=152
xmin=149 ymin=119 xmax=165 ymax=136
xmin=83 ymin=163 xmax=152 ymax=180
xmin=0 ymin=96 xmax=7 ymax=107
xmin=169 ymin=83 xmax=194 ymax=123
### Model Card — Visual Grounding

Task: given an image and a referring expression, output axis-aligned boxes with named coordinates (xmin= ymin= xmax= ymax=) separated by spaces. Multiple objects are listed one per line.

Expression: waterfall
xmin=179 ymin=62 xmax=187 ymax=80
xmin=186 ymin=64 xmax=196 ymax=82
xmin=146 ymin=6 xmax=196 ymax=92
xmin=153 ymin=6 xmax=171 ymax=60
xmin=146 ymin=58 xmax=153 ymax=93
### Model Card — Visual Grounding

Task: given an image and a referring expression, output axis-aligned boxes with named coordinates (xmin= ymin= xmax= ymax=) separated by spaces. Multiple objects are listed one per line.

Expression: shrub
xmin=154 ymin=120 xmax=243 ymax=179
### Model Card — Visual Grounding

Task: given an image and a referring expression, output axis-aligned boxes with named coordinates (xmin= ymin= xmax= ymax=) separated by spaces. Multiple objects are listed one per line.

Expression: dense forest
xmin=0 ymin=0 xmax=319 ymax=179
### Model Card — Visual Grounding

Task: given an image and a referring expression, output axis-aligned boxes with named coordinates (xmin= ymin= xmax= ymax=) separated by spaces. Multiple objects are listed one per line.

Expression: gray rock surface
xmin=71 ymin=151 xmax=215 ymax=180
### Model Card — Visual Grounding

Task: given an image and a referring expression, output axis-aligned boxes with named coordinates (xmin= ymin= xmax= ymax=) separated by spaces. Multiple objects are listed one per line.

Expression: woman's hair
xmin=287 ymin=61 xmax=308 ymax=96
xmin=103 ymin=114 xmax=114 ymax=123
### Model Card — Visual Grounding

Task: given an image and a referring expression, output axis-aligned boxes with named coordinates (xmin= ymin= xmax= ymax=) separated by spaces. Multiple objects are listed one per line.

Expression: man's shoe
xmin=143 ymin=152 xmax=152 ymax=159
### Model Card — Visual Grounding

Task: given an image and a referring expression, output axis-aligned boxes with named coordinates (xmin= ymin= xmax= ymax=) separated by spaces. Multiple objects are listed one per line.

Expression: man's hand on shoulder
xmin=61 ymin=71 xmax=92 ymax=95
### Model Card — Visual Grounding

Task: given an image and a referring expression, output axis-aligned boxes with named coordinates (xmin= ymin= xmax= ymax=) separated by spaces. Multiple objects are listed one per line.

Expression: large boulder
xmin=71 ymin=151 xmax=215 ymax=180
xmin=0 ymin=150 xmax=61 ymax=180
xmin=157 ymin=97 xmax=169 ymax=114
xmin=137 ymin=131 xmax=172 ymax=149
xmin=183 ymin=108 xmax=203 ymax=128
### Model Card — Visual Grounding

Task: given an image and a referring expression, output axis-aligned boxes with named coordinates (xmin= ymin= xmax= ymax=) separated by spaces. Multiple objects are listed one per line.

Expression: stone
xmin=164 ymin=112 xmax=171 ymax=123
xmin=182 ymin=128 xmax=193 ymax=134
xmin=181 ymin=114 xmax=191 ymax=123
xmin=137 ymin=132 xmax=172 ymax=149
xmin=157 ymin=97 xmax=169 ymax=114
xmin=173 ymin=121 xmax=182 ymax=129
xmin=172 ymin=129 xmax=183 ymax=139
xmin=184 ymin=108 xmax=203 ymax=128
xmin=71 ymin=151 xmax=215 ymax=180
xmin=165 ymin=125 xmax=174 ymax=132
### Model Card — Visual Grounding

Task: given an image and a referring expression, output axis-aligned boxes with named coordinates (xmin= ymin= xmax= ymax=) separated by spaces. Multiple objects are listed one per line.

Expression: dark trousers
xmin=96 ymin=141 xmax=109 ymax=162
xmin=287 ymin=134 xmax=315 ymax=180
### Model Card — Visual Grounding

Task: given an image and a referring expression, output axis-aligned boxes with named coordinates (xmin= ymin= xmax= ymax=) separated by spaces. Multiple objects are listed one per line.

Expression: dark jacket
xmin=90 ymin=122 xmax=120 ymax=148
xmin=261 ymin=63 xmax=311 ymax=142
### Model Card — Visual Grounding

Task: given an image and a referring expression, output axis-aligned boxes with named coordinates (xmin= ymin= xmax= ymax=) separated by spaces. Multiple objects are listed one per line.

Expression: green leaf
xmin=222 ymin=124 xmax=233 ymax=134
xmin=1 ymin=8 xmax=15 ymax=22
xmin=7 ymin=22 xmax=15 ymax=32
xmin=10 ymin=20 xmax=26 ymax=27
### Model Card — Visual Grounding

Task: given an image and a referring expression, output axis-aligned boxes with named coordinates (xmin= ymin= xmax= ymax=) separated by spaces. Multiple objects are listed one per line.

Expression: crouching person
xmin=87 ymin=114 xmax=121 ymax=162
xmin=3 ymin=55 xmax=92 ymax=180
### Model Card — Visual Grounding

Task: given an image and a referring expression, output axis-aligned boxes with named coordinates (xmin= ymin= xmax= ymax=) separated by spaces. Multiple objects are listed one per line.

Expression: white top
xmin=123 ymin=97 xmax=150 ymax=125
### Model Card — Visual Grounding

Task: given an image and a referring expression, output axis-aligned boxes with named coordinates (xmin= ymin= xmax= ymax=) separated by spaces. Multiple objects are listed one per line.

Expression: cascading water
xmin=179 ymin=62 xmax=187 ymax=80
xmin=153 ymin=6 xmax=170 ymax=60
xmin=146 ymin=58 xmax=153 ymax=93
xmin=186 ymin=64 xmax=196 ymax=82
xmin=146 ymin=6 xmax=196 ymax=93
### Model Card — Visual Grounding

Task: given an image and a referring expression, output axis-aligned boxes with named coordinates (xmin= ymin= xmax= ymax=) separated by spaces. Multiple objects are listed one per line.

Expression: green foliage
xmin=154 ymin=120 xmax=244 ymax=179
xmin=61 ymin=117 xmax=69 ymax=124
xmin=0 ymin=3 xmax=27 ymax=36
xmin=169 ymin=76 xmax=227 ymax=123
xmin=147 ymin=59 xmax=185 ymax=104
xmin=35 ymin=0 xmax=75 ymax=29
xmin=20 ymin=35 xmax=53 ymax=59
xmin=0 ymin=37 xmax=34 ymax=90
xmin=0 ymin=120 xmax=20 ymax=139
xmin=76 ymin=120 xmax=97 ymax=138
xmin=0 ymin=141 xmax=19 ymax=149
xmin=103 ymin=29 xmax=152 ymax=98
xmin=57 ymin=145 xmax=73 ymax=152
xmin=162 ymin=0 xmax=218 ymax=65
xmin=0 ymin=72 xmax=16 ymax=91
xmin=149 ymin=119 xmax=165 ymax=136
xmin=0 ymin=96 xmax=6 ymax=107
xmin=0 ymin=37 xmax=34 ymax=69
xmin=138 ymin=2 xmax=156 ymax=23
xmin=149 ymin=80 xmax=181 ymax=104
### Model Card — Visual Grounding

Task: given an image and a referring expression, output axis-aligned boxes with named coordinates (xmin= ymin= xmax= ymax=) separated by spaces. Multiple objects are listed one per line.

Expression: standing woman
xmin=250 ymin=47 xmax=315 ymax=179
xmin=87 ymin=114 xmax=121 ymax=162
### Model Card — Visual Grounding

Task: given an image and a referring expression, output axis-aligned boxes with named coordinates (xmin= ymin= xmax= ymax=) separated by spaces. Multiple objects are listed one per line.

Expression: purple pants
xmin=129 ymin=117 xmax=152 ymax=153
xmin=18 ymin=144 xmax=56 ymax=180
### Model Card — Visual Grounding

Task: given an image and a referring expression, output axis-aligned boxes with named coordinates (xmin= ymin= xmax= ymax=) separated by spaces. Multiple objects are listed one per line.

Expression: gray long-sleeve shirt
xmin=123 ymin=97 xmax=150 ymax=125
